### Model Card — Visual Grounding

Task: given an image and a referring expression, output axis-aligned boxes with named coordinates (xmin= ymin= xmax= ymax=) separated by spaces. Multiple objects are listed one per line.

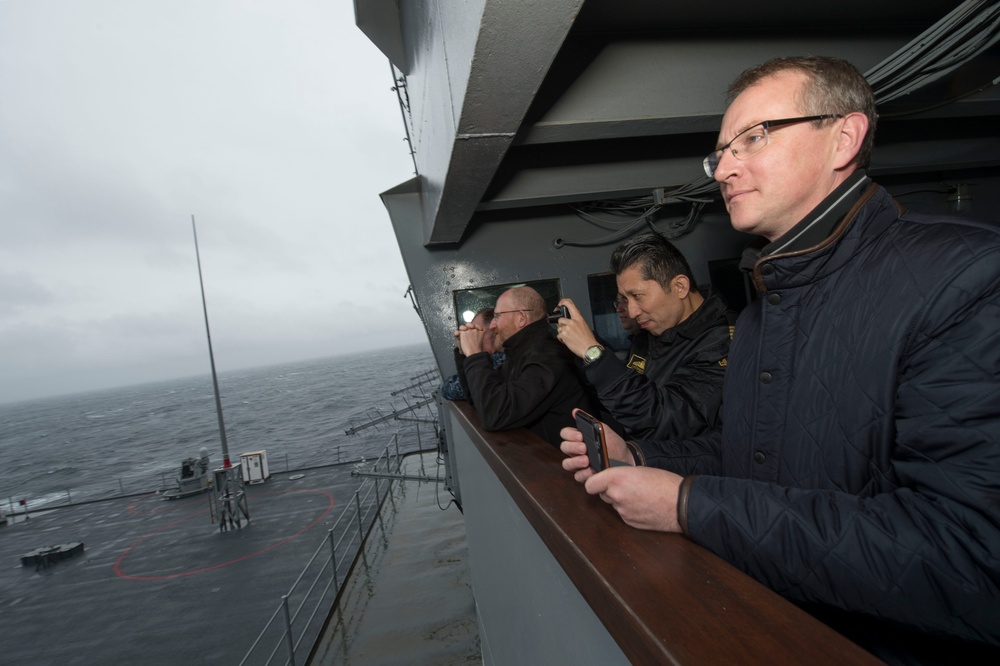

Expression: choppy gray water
xmin=0 ymin=343 xmax=481 ymax=664
xmin=0 ymin=343 xmax=437 ymax=511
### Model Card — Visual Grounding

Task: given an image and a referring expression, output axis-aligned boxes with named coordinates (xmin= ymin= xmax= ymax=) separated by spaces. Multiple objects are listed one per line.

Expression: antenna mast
xmin=192 ymin=215 xmax=249 ymax=531
xmin=192 ymin=215 xmax=231 ymax=468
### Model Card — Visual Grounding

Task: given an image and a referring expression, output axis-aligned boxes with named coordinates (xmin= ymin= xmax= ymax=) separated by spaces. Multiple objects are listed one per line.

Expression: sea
xmin=0 ymin=343 xmax=438 ymax=515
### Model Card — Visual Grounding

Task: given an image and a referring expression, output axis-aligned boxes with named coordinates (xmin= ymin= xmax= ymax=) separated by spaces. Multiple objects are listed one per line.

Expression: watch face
xmin=586 ymin=346 xmax=602 ymax=360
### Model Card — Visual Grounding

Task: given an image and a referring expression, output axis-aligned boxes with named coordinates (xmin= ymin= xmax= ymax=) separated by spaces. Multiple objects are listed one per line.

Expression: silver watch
xmin=583 ymin=345 xmax=604 ymax=366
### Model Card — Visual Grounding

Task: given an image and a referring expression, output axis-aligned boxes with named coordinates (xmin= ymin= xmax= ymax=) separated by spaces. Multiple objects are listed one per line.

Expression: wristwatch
xmin=583 ymin=345 xmax=604 ymax=366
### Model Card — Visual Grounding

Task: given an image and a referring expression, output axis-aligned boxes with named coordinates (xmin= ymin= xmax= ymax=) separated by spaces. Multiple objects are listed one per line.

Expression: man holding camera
xmin=457 ymin=285 xmax=596 ymax=447
xmin=557 ymin=233 xmax=731 ymax=440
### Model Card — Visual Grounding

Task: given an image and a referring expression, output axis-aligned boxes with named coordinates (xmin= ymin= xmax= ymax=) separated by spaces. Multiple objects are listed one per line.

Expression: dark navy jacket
xmin=639 ymin=183 xmax=1000 ymax=650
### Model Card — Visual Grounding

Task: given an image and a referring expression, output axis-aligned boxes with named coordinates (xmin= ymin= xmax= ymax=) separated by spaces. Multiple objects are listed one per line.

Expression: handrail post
xmin=328 ymin=528 xmax=339 ymax=592
xmin=281 ymin=594 xmax=296 ymax=666
xmin=355 ymin=491 xmax=363 ymax=537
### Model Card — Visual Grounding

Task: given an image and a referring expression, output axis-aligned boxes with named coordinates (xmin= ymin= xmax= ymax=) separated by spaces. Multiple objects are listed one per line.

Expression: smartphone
xmin=547 ymin=304 xmax=570 ymax=323
xmin=575 ymin=409 xmax=609 ymax=472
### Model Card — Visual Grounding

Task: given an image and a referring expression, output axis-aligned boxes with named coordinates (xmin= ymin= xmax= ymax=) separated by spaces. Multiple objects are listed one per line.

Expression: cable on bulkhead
xmin=555 ymin=0 xmax=1000 ymax=249
xmin=557 ymin=176 xmax=719 ymax=248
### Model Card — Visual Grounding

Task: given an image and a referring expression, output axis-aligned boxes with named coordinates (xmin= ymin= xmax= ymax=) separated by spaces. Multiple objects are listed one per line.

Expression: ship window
xmin=586 ymin=273 xmax=630 ymax=352
xmin=452 ymin=279 xmax=563 ymax=326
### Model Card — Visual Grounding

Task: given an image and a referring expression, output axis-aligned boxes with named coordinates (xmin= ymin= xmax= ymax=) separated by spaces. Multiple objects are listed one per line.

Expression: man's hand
xmin=585 ymin=466 xmax=684 ymax=533
xmin=560 ymin=409 xmax=682 ymax=533
xmin=559 ymin=409 xmax=632 ymax=482
xmin=560 ymin=425 xmax=598 ymax=483
xmin=457 ymin=325 xmax=486 ymax=357
xmin=555 ymin=298 xmax=600 ymax=358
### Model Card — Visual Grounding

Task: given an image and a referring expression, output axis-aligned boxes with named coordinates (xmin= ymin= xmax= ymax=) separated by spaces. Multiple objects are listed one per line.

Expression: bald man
xmin=457 ymin=286 xmax=596 ymax=447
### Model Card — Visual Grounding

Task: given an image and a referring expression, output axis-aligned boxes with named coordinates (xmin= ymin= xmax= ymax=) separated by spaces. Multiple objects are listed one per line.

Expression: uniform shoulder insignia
xmin=626 ymin=354 xmax=647 ymax=374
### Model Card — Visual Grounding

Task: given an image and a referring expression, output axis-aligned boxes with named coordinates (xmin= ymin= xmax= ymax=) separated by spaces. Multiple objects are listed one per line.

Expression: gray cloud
xmin=0 ymin=1 xmax=423 ymax=404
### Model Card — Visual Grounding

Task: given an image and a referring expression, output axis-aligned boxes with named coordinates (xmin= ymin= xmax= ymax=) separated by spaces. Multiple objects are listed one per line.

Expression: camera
xmin=546 ymin=305 xmax=570 ymax=323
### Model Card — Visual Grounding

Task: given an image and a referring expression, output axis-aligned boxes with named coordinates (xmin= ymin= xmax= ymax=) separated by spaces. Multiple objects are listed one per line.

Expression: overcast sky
xmin=0 ymin=1 xmax=424 ymax=404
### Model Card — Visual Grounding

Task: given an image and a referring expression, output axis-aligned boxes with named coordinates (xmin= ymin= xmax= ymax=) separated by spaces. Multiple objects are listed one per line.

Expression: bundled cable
xmin=560 ymin=176 xmax=719 ymax=247
xmin=865 ymin=0 xmax=1000 ymax=103
xmin=562 ymin=1 xmax=998 ymax=248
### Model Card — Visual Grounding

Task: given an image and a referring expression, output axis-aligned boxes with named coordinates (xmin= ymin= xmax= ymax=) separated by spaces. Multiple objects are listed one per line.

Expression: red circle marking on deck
xmin=114 ymin=489 xmax=334 ymax=580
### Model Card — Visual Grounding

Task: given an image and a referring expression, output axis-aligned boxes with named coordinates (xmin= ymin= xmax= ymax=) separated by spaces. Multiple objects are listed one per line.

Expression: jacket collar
xmin=501 ymin=318 xmax=551 ymax=355
xmin=740 ymin=170 xmax=870 ymax=273
xmin=654 ymin=290 xmax=728 ymax=346
xmin=747 ymin=177 xmax=906 ymax=293
xmin=765 ymin=171 xmax=871 ymax=256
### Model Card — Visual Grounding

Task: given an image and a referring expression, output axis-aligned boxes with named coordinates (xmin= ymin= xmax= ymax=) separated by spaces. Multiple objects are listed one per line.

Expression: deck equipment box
xmin=240 ymin=450 xmax=270 ymax=484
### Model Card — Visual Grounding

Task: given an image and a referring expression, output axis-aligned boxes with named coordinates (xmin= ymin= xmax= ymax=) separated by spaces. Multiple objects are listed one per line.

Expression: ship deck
xmin=0 ymin=452 xmax=476 ymax=665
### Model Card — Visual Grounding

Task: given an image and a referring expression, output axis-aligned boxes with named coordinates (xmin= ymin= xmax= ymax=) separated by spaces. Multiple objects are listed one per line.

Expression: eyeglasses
xmin=703 ymin=114 xmax=843 ymax=177
xmin=493 ymin=309 xmax=534 ymax=319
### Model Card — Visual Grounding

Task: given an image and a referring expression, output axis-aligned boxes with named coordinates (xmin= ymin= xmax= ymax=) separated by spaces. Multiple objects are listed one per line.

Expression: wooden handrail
xmin=448 ymin=400 xmax=879 ymax=665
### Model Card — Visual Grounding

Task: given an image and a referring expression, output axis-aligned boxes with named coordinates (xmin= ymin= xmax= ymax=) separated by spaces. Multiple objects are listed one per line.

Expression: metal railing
xmin=238 ymin=433 xmax=421 ymax=666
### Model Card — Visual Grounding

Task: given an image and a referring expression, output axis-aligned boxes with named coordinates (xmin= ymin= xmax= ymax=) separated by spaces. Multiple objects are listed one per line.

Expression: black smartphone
xmin=575 ymin=409 xmax=609 ymax=472
xmin=546 ymin=305 xmax=570 ymax=323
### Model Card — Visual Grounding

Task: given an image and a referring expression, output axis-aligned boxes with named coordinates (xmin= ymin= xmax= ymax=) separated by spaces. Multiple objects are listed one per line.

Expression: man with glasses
xmin=442 ymin=308 xmax=505 ymax=400
xmin=561 ymin=56 xmax=1000 ymax=659
xmin=613 ymin=293 xmax=641 ymax=339
xmin=457 ymin=285 xmax=596 ymax=447
xmin=555 ymin=232 xmax=731 ymax=440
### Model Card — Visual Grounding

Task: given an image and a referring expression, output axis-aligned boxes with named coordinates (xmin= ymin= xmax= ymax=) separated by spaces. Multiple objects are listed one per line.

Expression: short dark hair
xmin=727 ymin=56 xmax=877 ymax=169
xmin=610 ymin=233 xmax=694 ymax=289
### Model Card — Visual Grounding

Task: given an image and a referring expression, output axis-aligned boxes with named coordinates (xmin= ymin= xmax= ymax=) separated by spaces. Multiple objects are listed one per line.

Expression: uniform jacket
xmin=462 ymin=318 xmax=597 ymax=446
xmin=585 ymin=291 xmax=730 ymax=440
xmin=639 ymin=183 xmax=1000 ymax=649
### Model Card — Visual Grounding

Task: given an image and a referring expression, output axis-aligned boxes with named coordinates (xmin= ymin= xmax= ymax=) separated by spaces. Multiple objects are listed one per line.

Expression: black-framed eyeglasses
xmin=703 ymin=114 xmax=843 ymax=178
xmin=493 ymin=309 xmax=534 ymax=319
